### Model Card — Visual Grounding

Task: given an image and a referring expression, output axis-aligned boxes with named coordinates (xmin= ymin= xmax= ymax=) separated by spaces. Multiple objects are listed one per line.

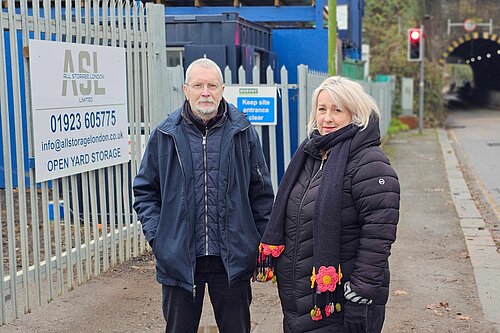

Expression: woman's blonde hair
xmin=306 ymin=76 xmax=380 ymax=136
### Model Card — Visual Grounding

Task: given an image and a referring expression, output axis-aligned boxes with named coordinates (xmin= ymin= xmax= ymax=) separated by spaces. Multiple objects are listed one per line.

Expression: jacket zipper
xmin=203 ymin=131 xmax=209 ymax=256
xmin=291 ymin=158 xmax=324 ymax=307
xmin=202 ymin=121 xmax=225 ymax=257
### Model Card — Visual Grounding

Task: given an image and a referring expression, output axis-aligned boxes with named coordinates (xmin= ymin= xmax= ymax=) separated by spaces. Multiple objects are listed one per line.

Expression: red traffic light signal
xmin=408 ymin=28 xmax=422 ymax=61
xmin=410 ymin=30 xmax=420 ymax=41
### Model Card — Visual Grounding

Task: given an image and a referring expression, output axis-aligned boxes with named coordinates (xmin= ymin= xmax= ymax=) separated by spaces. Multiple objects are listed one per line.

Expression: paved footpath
xmin=381 ymin=129 xmax=498 ymax=333
xmin=0 ymin=128 xmax=498 ymax=332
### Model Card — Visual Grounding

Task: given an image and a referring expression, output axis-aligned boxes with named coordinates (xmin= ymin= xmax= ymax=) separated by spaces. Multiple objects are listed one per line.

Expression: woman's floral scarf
xmin=258 ymin=124 xmax=358 ymax=321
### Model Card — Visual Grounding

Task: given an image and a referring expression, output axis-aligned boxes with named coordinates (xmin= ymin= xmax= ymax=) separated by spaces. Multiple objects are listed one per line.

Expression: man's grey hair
xmin=185 ymin=58 xmax=224 ymax=84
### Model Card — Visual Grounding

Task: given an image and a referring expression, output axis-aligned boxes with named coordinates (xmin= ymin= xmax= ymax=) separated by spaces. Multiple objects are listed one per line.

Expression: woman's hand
xmin=343 ymin=301 xmax=368 ymax=333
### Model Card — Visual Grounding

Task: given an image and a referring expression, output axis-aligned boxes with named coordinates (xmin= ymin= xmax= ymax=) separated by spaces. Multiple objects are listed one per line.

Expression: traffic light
xmin=407 ymin=28 xmax=422 ymax=61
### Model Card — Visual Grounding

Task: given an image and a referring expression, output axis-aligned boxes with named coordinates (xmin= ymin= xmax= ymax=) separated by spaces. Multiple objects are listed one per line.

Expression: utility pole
xmin=328 ymin=0 xmax=337 ymax=76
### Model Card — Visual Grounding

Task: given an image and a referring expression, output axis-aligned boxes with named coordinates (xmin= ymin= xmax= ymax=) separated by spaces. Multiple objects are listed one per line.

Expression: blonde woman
xmin=259 ymin=76 xmax=400 ymax=332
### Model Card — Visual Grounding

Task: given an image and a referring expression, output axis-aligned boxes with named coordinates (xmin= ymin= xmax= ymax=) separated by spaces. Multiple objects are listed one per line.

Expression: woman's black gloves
xmin=343 ymin=301 xmax=368 ymax=333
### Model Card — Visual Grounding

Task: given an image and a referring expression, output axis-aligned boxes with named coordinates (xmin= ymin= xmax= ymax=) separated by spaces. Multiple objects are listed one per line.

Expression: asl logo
xmin=61 ymin=50 xmax=106 ymax=97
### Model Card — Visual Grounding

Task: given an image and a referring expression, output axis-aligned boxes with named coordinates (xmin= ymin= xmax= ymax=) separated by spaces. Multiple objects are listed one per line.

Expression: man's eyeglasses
xmin=186 ymin=82 xmax=221 ymax=92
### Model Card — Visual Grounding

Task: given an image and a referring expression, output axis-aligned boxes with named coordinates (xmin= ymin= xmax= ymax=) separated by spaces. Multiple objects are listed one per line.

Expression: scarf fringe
xmin=256 ymin=243 xmax=284 ymax=283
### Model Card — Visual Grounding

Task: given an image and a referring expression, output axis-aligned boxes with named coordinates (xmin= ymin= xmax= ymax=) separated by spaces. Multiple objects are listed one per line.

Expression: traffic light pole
xmin=418 ymin=24 xmax=424 ymax=134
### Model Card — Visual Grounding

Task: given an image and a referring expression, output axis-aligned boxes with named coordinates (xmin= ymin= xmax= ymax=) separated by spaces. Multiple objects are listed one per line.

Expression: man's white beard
xmin=194 ymin=99 xmax=220 ymax=116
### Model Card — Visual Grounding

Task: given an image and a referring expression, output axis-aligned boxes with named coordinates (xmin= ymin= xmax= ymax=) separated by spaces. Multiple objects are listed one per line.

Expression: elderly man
xmin=133 ymin=57 xmax=274 ymax=333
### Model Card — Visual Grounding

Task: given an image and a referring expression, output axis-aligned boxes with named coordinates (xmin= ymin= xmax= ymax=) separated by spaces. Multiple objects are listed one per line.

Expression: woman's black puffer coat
xmin=275 ymin=119 xmax=400 ymax=332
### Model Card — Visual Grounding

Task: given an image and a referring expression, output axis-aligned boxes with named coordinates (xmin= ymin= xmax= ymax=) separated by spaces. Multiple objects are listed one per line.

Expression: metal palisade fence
xmin=224 ymin=64 xmax=292 ymax=193
xmin=0 ymin=0 xmax=165 ymax=323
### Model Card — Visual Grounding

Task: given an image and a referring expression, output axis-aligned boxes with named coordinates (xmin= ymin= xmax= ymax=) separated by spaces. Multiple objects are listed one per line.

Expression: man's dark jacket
xmin=133 ymin=102 xmax=274 ymax=293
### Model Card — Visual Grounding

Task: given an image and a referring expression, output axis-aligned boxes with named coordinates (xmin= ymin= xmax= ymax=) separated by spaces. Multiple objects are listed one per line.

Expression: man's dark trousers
xmin=161 ymin=256 xmax=252 ymax=333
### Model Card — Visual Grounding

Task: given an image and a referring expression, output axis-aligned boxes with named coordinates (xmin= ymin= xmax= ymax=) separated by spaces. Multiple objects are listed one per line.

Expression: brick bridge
xmin=425 ymin=0 xmax=500 ymax=103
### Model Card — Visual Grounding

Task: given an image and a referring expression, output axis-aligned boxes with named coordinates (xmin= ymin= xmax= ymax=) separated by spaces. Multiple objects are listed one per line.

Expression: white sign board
xmin=29 ymin=39 xmax=129 ymax=182
xmin=401 ymin=77 xmax=414 ymax=115
xmin=223 ymin=86 xmax=277 ymax=125
xmin=337 ymin=4 xmax=348 ymax=30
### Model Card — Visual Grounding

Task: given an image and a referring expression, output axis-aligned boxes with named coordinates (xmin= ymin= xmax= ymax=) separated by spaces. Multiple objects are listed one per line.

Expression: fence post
xmin=224 ymin=66 xmax=232 ymax=84
xmin=238 ymin=65 xmax=246 ymax=84
xmin=297 ymin=64 xmax=308 ymax=143
xmin=280 ymin=66 xmax=291 ymax=168
xmin=252 ymin=65 xmax=262 ymax=142
xmin=266 ymin=66 xmax=278 ymax=193
xmin=147 ymin=3 xmax=167 ymax=128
